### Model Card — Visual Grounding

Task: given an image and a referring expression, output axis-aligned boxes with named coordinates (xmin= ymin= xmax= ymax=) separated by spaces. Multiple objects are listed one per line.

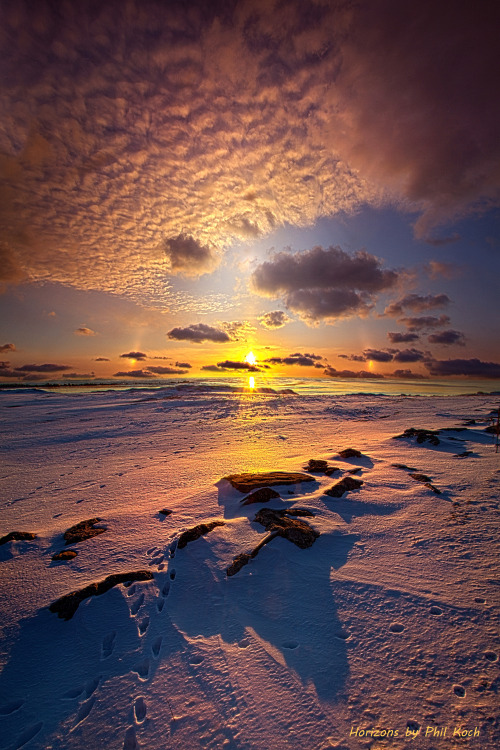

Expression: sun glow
xmin=248 ymin=376 xmax=255 ymax=389
xmin=245 ymin=351 xmax=257 ymax=366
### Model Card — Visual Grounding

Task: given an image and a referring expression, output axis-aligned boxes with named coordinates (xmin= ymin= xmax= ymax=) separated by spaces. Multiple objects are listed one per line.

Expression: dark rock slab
xmin=227 ymin=508 xmax=319 ymax=577
xmin=177 ymin=521 xmax=225 ymax=549
xmin=306 ymin=459 xmax=328 ymax=471
xmin=325 ymin=476 xmax=364 ymax=498
xmin=338 ymin=448 xmax=362 ymax=458
xmin=52 ymin=549 xmax=78 ymax=561
xmin=49 ymin=570 xmax=154 ymax=620
xmin=453 ymin=451 xmax=473 ymax=458
xmin=64 ymin=518 xmax=107 ymax=545
xmin=409 ymin=473 xmax=441 ymax=494
xmin=223 ymin=471 xmax=315 ymax=493
xmin=0 ymin=531 xmax=37 ymax=545
xmin=393 ymin=428 xmax=440 ymax=445
xmin=159 ymin=508 xmax=173 ymax=516
xmin=241 ymin=487 xmax=280 ymax=505
xmin=348 ymin=468 xmax=362 ymax=475
xmin=392 ymin=463 xmax=418 ymax=471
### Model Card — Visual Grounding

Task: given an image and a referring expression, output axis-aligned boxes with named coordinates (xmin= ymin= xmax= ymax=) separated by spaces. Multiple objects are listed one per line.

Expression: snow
xmin=0 ymin=387 xmax=499 ymax=749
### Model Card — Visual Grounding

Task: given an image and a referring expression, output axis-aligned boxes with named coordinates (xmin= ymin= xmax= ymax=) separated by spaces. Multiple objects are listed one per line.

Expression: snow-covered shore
xmin=1 ymin=388 xmax=499 ymax=749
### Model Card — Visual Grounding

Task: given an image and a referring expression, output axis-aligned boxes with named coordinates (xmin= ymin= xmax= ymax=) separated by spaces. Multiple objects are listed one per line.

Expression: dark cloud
xmin=74 ymin=327 xmax=96 ymax=336
xmin=387 ymin=331 xmax=420 ymax=344
xmin=427 ymin=330 xmax=466 ymax=346
xmin=0 ymin=343 xmax=16 ymax=353
xmin=424 ymin=358 xmax=500 ymax=379
xmin=393 ymin=348 xmax=426 ymax=363
xmin=167 ymin=324 xmax=231 ymax=343
xmin=265 ymin=355 xmax=316 ymax=367
xmin=324 ymin=366 xmax=382 ymax=379
xmin=258 ymin=311 xmax=291 ymax=329
xmin=391 ymin=369 xmax=427 ymax=380
xmin=362 ymin=349 xmax=394 ymax=363
xmin=400 ymin=315 xmax=450 ymax=331
xmin=175 ymin=361 xmax=191 ymax=369
xmin=147 ymin=365 xmax=187 ymax=375
xmin=62 ymin=372 xmax=95 ymax=379
xmin=384 ymin=294 xmax=450 ymax=317
xmin=94 ymin=357 xmax=110 ymax=361
xmin=216 ymin=360 xmax=261 ymax=372
xmin=0 ymin=362 xmax=16 ymax=378
xmin=339 ymin=354 xmax=366 ymax=362
xmin=14 ymin=363 xmax=71 ymax=373
xmin=252 ymin=245 xmax=397 ymax=324
xmin=114 ymin=369 xmax=156 ymax=378
xmin=163 ymin=234 xmax=218 ymax=277
xmin=120 ymin=351 xmax=147 ymax=360
xmin=200 ymin=365 xmax=227 ymax=372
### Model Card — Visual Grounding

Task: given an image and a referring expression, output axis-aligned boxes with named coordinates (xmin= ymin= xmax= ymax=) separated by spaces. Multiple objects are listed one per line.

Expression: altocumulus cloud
xmin=74 ymin=327 xmax=97 ymax=336
xmin=252 ymin=246 xmax=398 ymax=324
xmin=1 ymin=1 xmax=498 ymax=299
xmin=258 ymin=311 xmax=291 ymax=329
xmin=167 ymin=324 xmax=230 ymax=344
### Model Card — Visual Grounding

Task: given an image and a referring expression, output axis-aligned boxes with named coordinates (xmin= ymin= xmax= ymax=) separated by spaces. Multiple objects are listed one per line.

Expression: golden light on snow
xmin=245 ymin=351 xmax=257 ymax=366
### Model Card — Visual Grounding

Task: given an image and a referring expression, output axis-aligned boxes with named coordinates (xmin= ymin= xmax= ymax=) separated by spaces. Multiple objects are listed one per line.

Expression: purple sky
xmin=1 ymin=0 xmax=499 ymax=383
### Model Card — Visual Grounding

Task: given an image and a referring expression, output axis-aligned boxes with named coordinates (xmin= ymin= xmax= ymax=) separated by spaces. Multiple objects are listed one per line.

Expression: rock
xmin=227 ymin=508 xmax=319 ymax=577
xmin=223 ymin=471 xmax=315 ymax=493
xmin=159 ymin=508 xmax=173 ymax=516
xmin=392 ymin=463 xmax=418 ymax=471
xmin=338 ymin=448 xmax=362 ymax=458
xmin=241 ymin=487 xmax=280 ymax=505
xmin=52 ymin=549 xmax=78 ymax=561
xmin=409 ymin=473 xmax=441 ymax=494
xmin=485 ymin=424 xmax=500 ymax=434
xmin=177 ymin=521 xmax=225 ymax=549
xmin=424 ymin=482 xmax=442 ymax=495
xmin=453 ymin=451 xmax=473 ymax=458
xmin=348 ymin=468 xmax=362 ymax=474
xmin=254 ymin=508 xmax=319 ymax=549
xmin=64 ymin=518 xmax=107 ymax=545
xmin=306 ymin=459 xmax=328 ymax=471
xmin=49 ymin=570 xmax=154 ymax=620
xmin=325 ymin=476 xmax=363 ymax=498
xmin=393 ymin=428 xmax=440 ymax=445
xmin=324 ymin=466 xmax=341 ymax=476
xmin=0 ymin=531 xmax=36 ymax=545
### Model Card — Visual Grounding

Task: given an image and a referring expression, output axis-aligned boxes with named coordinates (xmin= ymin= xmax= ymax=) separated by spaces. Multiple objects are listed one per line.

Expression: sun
xmin=245 ymin=351 xmax=257 ymax=366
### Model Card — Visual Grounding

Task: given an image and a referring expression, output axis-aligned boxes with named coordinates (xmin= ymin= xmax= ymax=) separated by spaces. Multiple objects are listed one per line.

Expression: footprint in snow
xmin=189 ymin=655 xmax=205 ymax=665
xmin=130 ymin=594 xmax=145 ymax=615
xmin=151 ymin=636 xmax=162 ymax=658
xmin=73 ymin=696 xmax=96 ymax=727
xmin=123 ymin=726 xmax=139 ymax=750
xmin=238 ymin=638 xmax=250 ymax=649
xmin=0 ymin=700 xmax=24 ymax=715
xmin=14 ymin=722 xmax=44 ymax=749
xmin=162 ymin=582 xmax=170 ymax=596
xmin=146 ymin=547 xmax=157 ymax=556
xmin=133 ymin=659 xmax=150 ymax=681
xmin=335 ymin=631 xmax=350 ymax=640
xmin=126 ymin=584 xmax=136 ymax=597
xmin=134 ymin=697 xmax=147 ymax=724
xmin=282 ymin=640 xmax=299 ymax=650
xmin=453 ymin=684 xmax=466 ymax=697
xmin=84 ymin=677 xmax=100 ymax=698
xmin=169 ymin=569 xmax=176 ymax=581
xmin=101 ymin=631 xmax=116 ymax=659
xmin=138 ymin=617 xmax=149 ymax=635
xmin=484 ymin=651 xmax=498 ymax=662
xmin=157 ymin=597 xmax=165 ymax=613
xmin=389 ymin=623 xmax=405 ymax=633
xmin=430 ymin=606 xmax=443 ymax=616
xmin=475 ymin=597 xmax=486 ymax=604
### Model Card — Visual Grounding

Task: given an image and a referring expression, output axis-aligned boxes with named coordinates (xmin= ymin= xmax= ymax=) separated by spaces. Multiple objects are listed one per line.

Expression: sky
xmin=1 ymin=0 xmax=500 ymax=384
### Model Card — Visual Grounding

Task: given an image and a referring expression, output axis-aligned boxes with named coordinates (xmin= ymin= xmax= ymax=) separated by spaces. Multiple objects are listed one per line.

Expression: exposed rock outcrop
xmin=393 ymin=428 xmax=440 ymax=445
xmin=49 ymin=570 xmax=154 ymax=620
xmin=305 ymin=459 xmax=340 ymax=476
xmin=159 ymin=508 xmax=173 ymax=516
xmin=338 ymin=448 xmax=362 ymax=458
xmin=64 ymin=518 xmax=107 ymax=545
xmin=177 ymin=521 xmax=225 ymax=549
xmin=325 ymin=476 xmax=363 ymax=498
xmin=241 ymin=487 xmax=280 ymax=505
xmin=52 ymin=549 xmax=78 ymax=561
xmin=223 ymin=471 xmax=315 ymax=493
xmin=409 ymin=472 xmax=441 ymax=494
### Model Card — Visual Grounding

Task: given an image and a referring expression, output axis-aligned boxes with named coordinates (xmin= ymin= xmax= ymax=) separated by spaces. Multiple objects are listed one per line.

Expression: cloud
xmin=62 ymin=372 xmax=95 ymax=379
xmin=384 ymin=293 xmax=450 ymax=317
xmin=400 ymin=315 xmax=450 ymax=331
xmin=119 ymin=351 xmax=147 ymax=360
xmin=74 ymin=327 xmax=97 ymax=336
xmin=424 ymin=358 xmax=500 ymax=379
xmin=147 ymin=365 xmax=188 ymax=375
xmin=215 ymin=360 xmax=261 ymax=372
xmin=163 ymin=234 xmax=218 ymax=277
xmin=427 ymin=330 xmax=466 ymax=346
xmin=393 ymin=348 xmax=426 ymax=363
xmin=0 ymin=362 xmax=16 ymax=377
xmin=387 ymin=331 xmax=420 ymax=344
xmin=200 ymin=365 xmax=227 ymax=372
xmin=362 ymin=349 xmax=394 ymax=363
xmin=252 ymin=245 xmax=398 ymax=323
xmin=94 ymin=357 xmax=110 ymax=361
xmin=220 ymin=321 xmax=256 ymax=341
xmin=258 ymin=311 xmax=291 ymax=329
xmin=175 ymin=361 xmax=191 ymax=369
xmin=0 ymin=343 xmax=16 ymax=353
xmin=113 ymin=369 xmax=157 ymax=378
xmin=13 ymin=363 xmax=71 ymax=372
xmin=167 ymin=323 xmax=231 ymax=343
xmin=425 ymin=261 xmax=460 ymax=280
xmin=265 ymin=354 xmax=320 ymax=367
xmin=324 ymin=366 xmax=382 ymax=379
xmin=391 ymin=369 xmax=427 ymax=380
